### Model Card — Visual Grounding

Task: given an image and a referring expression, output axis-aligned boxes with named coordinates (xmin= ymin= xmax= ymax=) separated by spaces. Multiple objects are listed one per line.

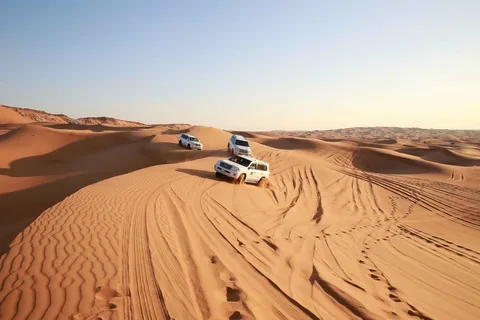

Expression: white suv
xmin=214 ymin=155 xmax=270 ymax=185
xmin=178 ymin=133 xmax=203 ymax=150
xmin=228 ymin=134 xmax=252 ymax=156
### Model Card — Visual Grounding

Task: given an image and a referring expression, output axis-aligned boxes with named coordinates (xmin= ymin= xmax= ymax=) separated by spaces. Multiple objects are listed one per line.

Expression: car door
xmin=257 ymin=163 xmax=268 ymax=180
xmin=246 ymin=162 xmax=261 ymax=183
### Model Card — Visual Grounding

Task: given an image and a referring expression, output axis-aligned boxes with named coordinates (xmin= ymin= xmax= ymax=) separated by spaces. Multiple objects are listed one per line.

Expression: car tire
xmin=179 ymin=140 xmax=182 ymax=146
xmin=258 ymin=178 xmax=268 ymax=188
xmin=188 ymin=144 xmax=192 ymax=149
xmin=236 ymin=174 xmax=246 ymax=185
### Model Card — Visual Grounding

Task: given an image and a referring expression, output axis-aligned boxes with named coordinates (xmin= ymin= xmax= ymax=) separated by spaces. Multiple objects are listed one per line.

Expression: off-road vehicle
xmin=214 ymin=155 xmax=270 ymax=185
xmin=178 ymin=133 xmax=203 ymax=150
xmin=227 ymin=134 xmax=252 ymax=156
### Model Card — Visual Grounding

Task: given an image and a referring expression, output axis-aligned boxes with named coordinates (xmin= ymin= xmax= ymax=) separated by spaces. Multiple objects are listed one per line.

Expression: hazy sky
xmin=1 ymin=1 xmax=479 ymax=130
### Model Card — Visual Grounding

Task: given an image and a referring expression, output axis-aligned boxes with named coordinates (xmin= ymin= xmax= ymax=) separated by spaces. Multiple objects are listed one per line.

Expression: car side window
xmin=249 ymin=163 xmax=257 ymax=170
xmin=258 ymin=164 xmax=267 ymax=171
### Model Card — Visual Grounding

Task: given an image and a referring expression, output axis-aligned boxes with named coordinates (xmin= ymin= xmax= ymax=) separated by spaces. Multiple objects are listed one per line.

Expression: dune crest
xmin=0 ymin=105 xmax=31 ymax=125
xmin=1 ymin=105 xmax=147 ymax=127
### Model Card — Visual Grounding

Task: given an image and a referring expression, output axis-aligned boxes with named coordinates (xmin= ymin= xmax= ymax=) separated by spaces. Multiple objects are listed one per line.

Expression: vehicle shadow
xmin=175 ymin=168 xmax=224 ymax=182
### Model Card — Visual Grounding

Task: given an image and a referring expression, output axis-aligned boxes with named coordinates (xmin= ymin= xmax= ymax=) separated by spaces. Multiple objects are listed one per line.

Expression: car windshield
xmin=228 ymin=156 xmax=252 ymax=167
xmin=235 ymin=140 xmax=249 ymax=147
xmin=190 ymin=137 xmax=199 ymax=142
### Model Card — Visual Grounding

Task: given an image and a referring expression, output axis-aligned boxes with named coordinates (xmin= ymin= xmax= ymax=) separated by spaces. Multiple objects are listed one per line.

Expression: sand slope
xmin=0 ymin=124 xmax=480 ymax=320
xmin=0 ymin=106 xmax=30 ymax=125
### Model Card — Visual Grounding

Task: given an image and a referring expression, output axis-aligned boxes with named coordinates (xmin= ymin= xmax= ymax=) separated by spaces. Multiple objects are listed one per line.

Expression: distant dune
xmin=1 ymin=105 xmax=480 ymax=320
xmin=1 ymin=104 xmax=147 ymax=127
xmin=0 ymin=105 xmax=31 ymax=124
xmin=276 ymin=126 xmax=480 ymax=142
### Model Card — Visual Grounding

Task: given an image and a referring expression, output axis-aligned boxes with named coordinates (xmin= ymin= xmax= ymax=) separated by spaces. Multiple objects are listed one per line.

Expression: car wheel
xmin=235 ymin=174 xmax=246 ymax=185
xmin=179 ymin=140 xmax=182 ymax=146
xmin=188 ymin=144 xmax=192 ymax=149
xmin=258 ymin=178 xmax=268 ymax=188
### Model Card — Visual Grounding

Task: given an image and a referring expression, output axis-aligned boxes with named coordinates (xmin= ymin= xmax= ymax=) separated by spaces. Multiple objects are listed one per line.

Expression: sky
xmin=1 ymin=0 xmax=479 ymax=130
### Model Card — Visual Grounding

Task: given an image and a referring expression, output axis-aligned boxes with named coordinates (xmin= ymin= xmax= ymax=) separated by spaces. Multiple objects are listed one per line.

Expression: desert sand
xmin=1 ymin=106 xmax=480 ymax=320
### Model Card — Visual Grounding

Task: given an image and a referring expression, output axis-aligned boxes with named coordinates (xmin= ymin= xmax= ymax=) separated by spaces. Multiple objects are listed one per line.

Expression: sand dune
xmin=1 ymin=105 xmax=148 ymax=127
xmin=0 ymin=118 xmax=479 ymax=319
xmin=0 ymin=106 xmax=31 ymax=125
xmin=397 ymin=147 xmax=480 ymax=167
xmin=0 ymin=124 xmax=160 ymax=257
xmin=352 ymin=148 xmax=445 ymax=175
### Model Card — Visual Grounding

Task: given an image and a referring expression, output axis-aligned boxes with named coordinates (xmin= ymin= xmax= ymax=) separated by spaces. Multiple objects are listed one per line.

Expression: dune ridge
xmin=1 ymin=105 xmax=147 ymax=127
xmin=0 ymin=112 xmax=479 ymax=319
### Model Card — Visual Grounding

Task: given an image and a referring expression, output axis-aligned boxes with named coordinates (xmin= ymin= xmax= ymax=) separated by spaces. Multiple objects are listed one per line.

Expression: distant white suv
xmin=228 ymin=134 xmax=252 ymax=156
xmin=178 ymin=133 xmax=203 ymax=150
xmin=214 ymin=155 xmax=270 ymax=185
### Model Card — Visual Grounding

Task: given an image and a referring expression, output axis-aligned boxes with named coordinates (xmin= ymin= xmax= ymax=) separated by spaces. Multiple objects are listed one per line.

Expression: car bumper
xmin=192 ymin=145 xmax=203 ymax=150
xmin=214 ymin=165 xmax=240 ymax=179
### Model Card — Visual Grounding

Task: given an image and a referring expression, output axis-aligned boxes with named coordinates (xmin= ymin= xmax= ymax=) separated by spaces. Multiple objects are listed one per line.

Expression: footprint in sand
xmin=226 ymin=286 xmax=241 ymax=302
xmin=370 ymin=274 xmax=381 ymax=281
xmin=389 ymin=293 xmax=401 ymax=302
xmin=229 ymin=311 xmax=243 ymax=320
xmin=74 ymin=284 xmax=127 ymax=319
xmin=95 ymin=286 xmax=119 ymax=300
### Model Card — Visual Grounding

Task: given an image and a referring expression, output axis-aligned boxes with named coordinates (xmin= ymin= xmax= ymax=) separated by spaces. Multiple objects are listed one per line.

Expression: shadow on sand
xmin=0 ymin=135 xmax=158 ymax=256
xmin=175 ymin=168 xmax=224 ymax=182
